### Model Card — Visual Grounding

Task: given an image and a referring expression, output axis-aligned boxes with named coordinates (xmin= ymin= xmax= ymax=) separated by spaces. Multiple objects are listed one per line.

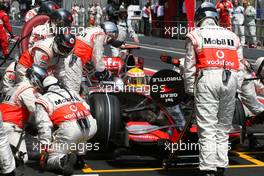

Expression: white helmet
xmin=254 ymin=57 xmax=264 ymax=77
xmin=43 ymin=76 xmax=59 ymax=90
xmin=101 ymin=21 xmax=119 ymax=45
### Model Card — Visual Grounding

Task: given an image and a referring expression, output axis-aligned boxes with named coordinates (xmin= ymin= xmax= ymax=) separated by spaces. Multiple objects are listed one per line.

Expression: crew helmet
xmin=101 ymin=21 xmax=119 ymax=44
xmin=194 ymin=2 xmax=218 ymax=27
xmin=53 ymin=31 xmax=76 ymax=57
xmin=38 ymin=1 xmax=59 ymax=16
xmin=43 ymin=76 xmax=59 ymax=89
xmin=50 ymin=8 xmax=73 ymax=27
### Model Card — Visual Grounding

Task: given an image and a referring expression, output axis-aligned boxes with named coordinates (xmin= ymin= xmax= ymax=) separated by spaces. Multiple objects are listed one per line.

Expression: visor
xmin=58 ymin=43 xmax=73 ymax=55
xmin=127 ymin=77 xmax=146 ymax=86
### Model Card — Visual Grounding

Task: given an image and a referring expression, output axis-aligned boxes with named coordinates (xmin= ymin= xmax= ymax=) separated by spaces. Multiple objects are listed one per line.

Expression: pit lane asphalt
xmin=3 ymin=24 xmax=264 ymax=176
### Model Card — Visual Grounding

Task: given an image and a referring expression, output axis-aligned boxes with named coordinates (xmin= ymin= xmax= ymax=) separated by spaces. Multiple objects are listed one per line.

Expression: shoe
xmin=202 ymin=170 xmax=217 ymax=176
xmin=60 ymin=153 xmax=77 ymax=176
xmin=76 ymin=155 xmax=86 ymax=169
xmin=217 ymin=167 xmax=225 ymax=176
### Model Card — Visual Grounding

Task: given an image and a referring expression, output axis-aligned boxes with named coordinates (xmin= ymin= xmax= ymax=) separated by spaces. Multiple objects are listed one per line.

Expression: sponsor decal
xmin=54 ymin=96 xmax=80 ymax=105
xmin=150 ymin=69 xmax=185 ymax=107
xmin=203 ymin=38 xmax=234 ymax=46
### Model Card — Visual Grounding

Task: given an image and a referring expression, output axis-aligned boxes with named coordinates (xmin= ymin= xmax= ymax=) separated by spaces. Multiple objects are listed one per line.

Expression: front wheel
xmin=88 ymin=94 xmax=123 ymax=152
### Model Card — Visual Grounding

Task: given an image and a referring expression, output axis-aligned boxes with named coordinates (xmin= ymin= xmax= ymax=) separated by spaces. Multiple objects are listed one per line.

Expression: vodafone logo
xmin=216 ymin=50 xmax=225 ymax=59
xmin=69 ymin=38 xmax=75 ymax=44
xmin=70 ymin=105 xmax=78 ymax=112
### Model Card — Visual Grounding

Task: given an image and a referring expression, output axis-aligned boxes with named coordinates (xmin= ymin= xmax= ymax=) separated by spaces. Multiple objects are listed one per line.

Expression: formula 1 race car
xmin=85 ymin=53 xmax=243 ymax=168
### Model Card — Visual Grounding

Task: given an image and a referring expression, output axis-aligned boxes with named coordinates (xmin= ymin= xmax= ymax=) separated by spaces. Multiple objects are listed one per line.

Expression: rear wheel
xmin=233 ymin=97 xmax=246 ymax=126
xmin=88 ymin=94 xmax=122 ymax=152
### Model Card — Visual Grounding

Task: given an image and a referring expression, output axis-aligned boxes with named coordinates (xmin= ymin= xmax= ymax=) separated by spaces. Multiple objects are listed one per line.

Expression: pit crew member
xmin=238 ymin=58 xmax=264 ymax=117
xmin=110 ymin=7 xmax=139 ymax=57
xmin=16 ymin=32 xmax=76 ymax=83
xmin=2 ymin=9 xmax=73 ymax=94
xmin=244 ymin=57 xmax=264 ymax=124
xmin=0 ymin=113 xmax=16 ymax=176
xmin=25 ymin=0 xmax=46 ymax=22
xmin=68 ymin=21 xmax=118 ymax=92
xmin=29 ymin=1 xmax=60 ymax=45
xmin=232 ymin=0 xmax=245 ymax=45
xmin=184 ymin=2 xmax=243 ymax=176
xmin=0 ymin=65 xmax=47 ymax=165
xmin=34 ymin=76 xmax=97 ymax=175
xmin=0 ymin=3 xmax=14 ymax=59
xmin=216 ymin=0 xmax=233 ymax=29
xmin=243 ymin=0 xmax=257 ymax=48
xmin=1 ymin=61 xmax=17 ymax=95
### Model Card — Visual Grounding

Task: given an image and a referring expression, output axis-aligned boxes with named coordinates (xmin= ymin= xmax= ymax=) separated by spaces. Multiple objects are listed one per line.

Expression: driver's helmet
xmin=124 ymin=67 xmax=146 ymax=87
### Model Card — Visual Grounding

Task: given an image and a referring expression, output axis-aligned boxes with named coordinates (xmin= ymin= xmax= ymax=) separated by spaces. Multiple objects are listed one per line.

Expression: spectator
xmin=79 ymin=4 xmax=85 ymax=27
xmin=95 ymin=2 xmax=102 ymax=26
xmin=87 ymin=3 xmax=92 ymax=21
xmin=110 ymin=7 xmax=139 ymax=57
xmin=157 ymin=1 xmax=165 ymax=37
xmin=120 ymin=1 xmax=125 ymax=9
xmin=216 ymin=0 xmax=233 ymax=29
xmin=243 ymin=0 xmax=257 ymax=48
xmin=232 ymin=0 xmax=245 ymax=46
xmin=71 ymin=2 xmax=80 ymax=26
xmin=90 ymin=3 xmax=96 ymax=19
xmin=151 ymin=2 xmax=158 ymax=16
xmin=20 ymin=2 xmax=27 ymax=18
xmin=142 ymin=2 xmax=151 ymax=35
xmin=104 ymin=0 xmax=119 ymax=23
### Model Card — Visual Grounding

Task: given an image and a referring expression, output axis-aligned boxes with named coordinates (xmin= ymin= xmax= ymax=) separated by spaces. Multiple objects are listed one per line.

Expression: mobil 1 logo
xmin=150 ymin=69 xmax=185 ymax=107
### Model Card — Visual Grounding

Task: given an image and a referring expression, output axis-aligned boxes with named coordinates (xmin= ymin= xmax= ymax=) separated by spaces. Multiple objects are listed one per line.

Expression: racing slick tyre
xmin=233 ymin=97 xmax=246 ymax=126
xmin=88 ymin=94 xmax=123 ymax=152
xmin=231 ymin=97 xmax=246 ymax=149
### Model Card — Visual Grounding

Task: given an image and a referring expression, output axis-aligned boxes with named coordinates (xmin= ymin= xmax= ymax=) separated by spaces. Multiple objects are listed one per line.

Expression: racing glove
xmin=95 ymin=69 xmax=112 ymax=82
xmin=111 ymin=40 xmax=124 ymax=48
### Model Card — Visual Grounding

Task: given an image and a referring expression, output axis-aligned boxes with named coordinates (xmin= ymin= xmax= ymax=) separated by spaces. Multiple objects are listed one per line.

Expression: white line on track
xmin=73 ymin=175 xmax=99 ymax=176
xmin=59 ymin=174 xmax=99 ymax=176
xmin=135 ymin=45 xmax=185 ymax=55
xmin=12 ymin=25 xmax=23 ymax=29
xmin=128 ymin=42 xmax=186 ymax=52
